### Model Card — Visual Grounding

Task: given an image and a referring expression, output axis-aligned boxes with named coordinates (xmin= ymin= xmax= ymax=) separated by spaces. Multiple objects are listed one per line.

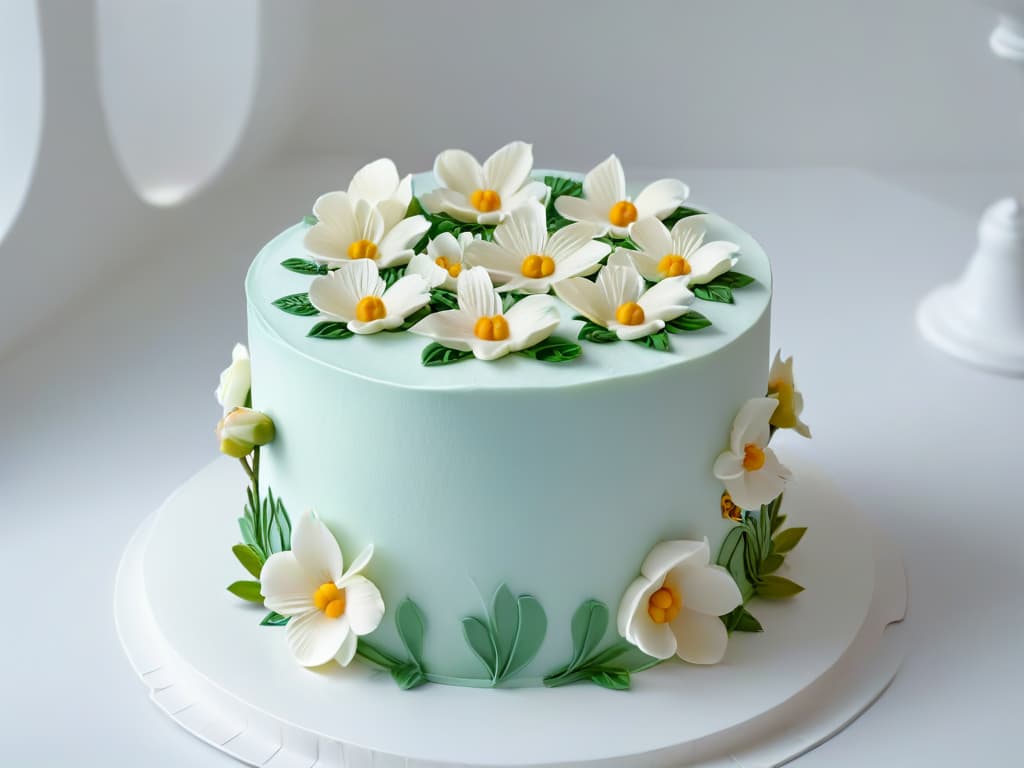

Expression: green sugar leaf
xmin=570 ymin=600 xmax=609 ymax=670
xmin=713 ymin=270 xmax=755 ymax=289
xmin=391 ymin=662 xmax=428 ymax=691
xmin=272 ymin=292 xmax=318 ymax=316
xmin=260 ymin=611 xmax=289 ymax=627
xmin=578 ymin=322 xmax=619 ymax=344
xmin=356 ymin=639 xmax=403 ymax=670
xmin=665 ymin=311 xmax=712 ymax=333
xmin=302 ymin=214 xmax=318 ymax=226
xmin=518 ymin=336 xmax=583 ymax=363
xmin=757 ymin=575 xmax=805 ymax=599
xmin=462 ymin=616 xmax=497 ymax=678
xmin=661 ymin=206 xmax=704 ymax=228
xmin=693 ymin=283 xmax=734 ymax=304
xmin=227 ymin=580 xmax=263 ymax=603
xmin=380 ymin=265 xmax=406 ymax=289
xmin=590 ymin=669 xmax=631 ymax=691
xmin=773 ymin=526 xmax=807 ymax=554
xmin=396 ymin=598 xmax=427 ymax=666
xmin=237 ymin=516 xmax=261 ymax=558
xmin=490 ymin=584 xmax=518 ymax=673
xmin=760 ymin=553 xmax=785 ymax=574
xmin=307 ymin=321 xmax=352 ymax=340
xmin=632 ymin=329 xmax=670 ymax=351
xmin=422 ymin=342 xmax=474 ymax=367
xmin=771 ymin=513 xmax=787 ymax=535
xmin=396 ymin=305 xmax=431 ymax=332
xmin=231 ymin=543 xmax=264 ymax=578
xmin=280 ymin=258 xmax=327 ymax=275
xmin=503 ymin=595 xmax=547 ymax=679
xmin=722 ymin=605 xmax=763 ymax=633
xmin=429 ymin=288 xmax=459 ymax=311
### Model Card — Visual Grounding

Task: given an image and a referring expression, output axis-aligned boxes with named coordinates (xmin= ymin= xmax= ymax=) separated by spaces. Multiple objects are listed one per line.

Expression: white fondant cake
xmin=215 ymin=143 xmax=810 ymax=690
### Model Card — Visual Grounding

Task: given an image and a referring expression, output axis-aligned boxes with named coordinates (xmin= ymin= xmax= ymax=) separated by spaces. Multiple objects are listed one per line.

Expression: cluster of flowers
xmin=302 ymin=141 xmax=741 ymax=360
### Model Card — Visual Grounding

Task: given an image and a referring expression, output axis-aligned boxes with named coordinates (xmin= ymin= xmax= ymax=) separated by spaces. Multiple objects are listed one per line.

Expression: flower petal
xmin=629 ymin=216 xmax=674 ymax=259
xmin=619 ymin=576 xmax=679 ymax=660
xmin=731 ymin=398 xmax=778 ymax=455
xmin=406 ymin=252 xmax=447 ymax=288
xmin=434 ymin=148 xmax=484 ymax=196
xmin=334 ymin=626 xmax=358 ymax=667
xmin=312 ymin=191 xmax=357 ymax=239
xmin=640 ymin=539 xmax=709 ymax=581
xmin=483 ymin=140 xmax=533 ymax=198
xmin=637 ymin=276 xmax=693 ymax=321
xmin=260 ymin=551 xmax=318 ymax=617
xmin=309 ymin=271 xmax=357 ymax=322
xmin=377 ymin=215 xmax=429 ymax=267
xmin=635 ymin=178 xmax=690 ymax=220
xmin=408 ymin=309 xmax=477 ymax=350
xmin=552 ymin=240 xmax=612 ymax=282
xmin=609 ymin=319 xmax=664 ymax=341
xmin=380 ymin=275 xmax=430 ymax=325
xmin=672 ymin=564 xmax=743 ymax=617
xmin=291 ymin=510 xmax=344 ymax=583
xmin=712 ymin=450 xmax=744 ymax=481
xmin=468 ymin=338 xmax=515 ymax=361
xmin=596 ymin=264 xmax=644 ymax=309
xmin=504 ymin=180 xmax=550 ymax=209
xmin=457 ymin=266 xmax=502 ymax=318
xmin=376 ymin=199 xmax=409 ymax=232
xmin=340 ymin=574 xmax=386 ymax=635
xmin=583 ymin=155 xmax=626 ymax=211
xmin=504 ymin=294 xmax=560 ymax=350
xmin=347 ymin=158 xmax=399 ymax=204
xmin=285 ymin=609 xmax=352 ymax=667
xmin=353 ymin=198 xmax=384 ymax=244
xmin=553 ymin=195 xmax=603 ymax=228
xmin=670 ymin=608 xmax=729 ymax=665
xmin=688 ymin=242 xmax=739 ymax=285
xmin=304 ymin=223 xmax=349 ymax=263
xmin=493 ymin=200 xmax=547 ymax=257
xmin=554 ymin=276 xmax=610 ymax=325
xmin=464 ymin=240 xmax=523 ymax=284
xmin=418 ymin=188 xmax=479 ymax=223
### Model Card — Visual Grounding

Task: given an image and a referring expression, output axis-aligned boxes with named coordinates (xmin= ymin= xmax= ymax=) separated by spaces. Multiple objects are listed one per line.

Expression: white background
xmin=1 ymin=1 xmax=1023 ymax=766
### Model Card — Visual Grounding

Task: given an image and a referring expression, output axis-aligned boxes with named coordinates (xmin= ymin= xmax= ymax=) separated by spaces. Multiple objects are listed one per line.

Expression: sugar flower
xmin=464 ymin=200 xmax=609 ymax=294
xmin=217 ymin=407 xmax=275 ymax=458
xmin=216 ymin=343 xmax=250 ymax=414
xmin=406 ymin=231 xmax=475 ymax=292
xmin=555 ymin=263 xmax=693 ymax=341
xmin=618 ymin=539 xmax=742 ymax=664
xmin=409 ymin=266 xmax=559 ymax=360
xmin=610 ymin=216 xmax=739 ymax=286
xmin=345 ymin=158 xmax=413 ymax=230
xmin=419 ymin=141 xmax=548 ymax=225
xmin=767 ymin=350 xmax=811 ymax=438
xmin=308 ymin=259 xmax=431 ymax=334
xmin=712 ymin=398 xmax=792 ymax=511
xmin=304 ymin=191 xmax=428 ymax=269
xmin=553 ymin=155 xmax=689 ymax=239
xmin=261 ymin=510 xmax=385 ymax=668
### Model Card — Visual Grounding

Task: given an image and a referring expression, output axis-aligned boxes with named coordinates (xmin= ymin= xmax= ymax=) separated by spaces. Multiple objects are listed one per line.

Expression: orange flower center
xmin=615 ymin=301 xmax=645 ymax=326
xmin=470 ymin=188 xmax=502 ymax=213
xmin=521 ymin=254 xmax=555 ymax=279
xmin=743 ymin=443 xmax=766 ymax=471
xmin=647 ymin=586 xmax=682 ymax=624
xmin=474 ymin=315 xmax=510 ymax=341
xmin=608 ymin=200 xmax=638 ymax=227
xmin=658 ymin=254 xmax=691 ymax=277
xmin=434 ymin=256 xmax=462 ymax=278
xmin=355 ymin=295 xmax=386 ymax=322
xmin=312 ymin=582 xmax=347 ymax=620
xmin=347 ymin=239 xmax=378 ymax=260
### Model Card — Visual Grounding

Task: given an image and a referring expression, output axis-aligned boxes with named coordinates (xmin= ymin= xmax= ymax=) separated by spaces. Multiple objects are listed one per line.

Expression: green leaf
xmin=760 ymin=553 xmax=785 ymax=574
xmin=544 ymin=175 xmax=583 ymax=201
xmin=517 ymin=336 xmax=582 ymax=363
xmin=272 ymin=292 xmax=318 ymax=316
xmin=590 ymin=670 xmax=631 ymax=690
xmin=232 ymin=544 xmax=263 ymax=578
xmin=757 ymin=506 xmax=772 ymax=560
xmin=263 ymin=489 xmax=292 ymax=555
xmin=227 ymin=580 xmax=263 ymax=603
xmin=661 ymin=206 xmax=704 ymax=228
xmin=396 ymin=599 xmax=426 ymax=665
xmin=773 ymin=526 xmax=807 ymax=554
xmin=380 ymin=265 xmax=406 ymax=289
xmin=461 ymin=617 xmax=497 ymax=678
xmin=422 ymin=342 xmax=474 ymax=367
xmin=260 ymin=611 xmax=289 ymax=627
xmin=665 ymin=311 xmax=712 ymax=333
xmin=430 ymin=288 xmax=459 ymax=311
xmin=578 ymin=322 xmax=619 ymax=344
xmin=771 ymin=513 xmax=787 ymax=535
xmin=490 ymin=584 xmax=518 ymax=674
xmin=569 ymin=600 xmax=609 ymax=670
xmin=356 ymin=639 xmax=403 ymax=670
xmin=757 ymin=575 xmax=805 ymax=599
xmin=632 ymin=330 xmax=670 ymax=351
xmin=307 ymin=321 xmax=353 ymax=340
xmin=237 ymin=516 xmax=261 ymax=558
xmin=391 ymin=662 xmax=428 ymax=690
xmin=693 ymin=283 xmax=734 ymax=304
xmin=504 ymin=595 xmax=547 ymax=679
xmin=717 ymin=526 xmax=754 ymax=602
xmin=302 ymin=214 xmax=318 ymax=226
xmin=396 ymin=305 xmax=431 ymax=332
xmin=280 ymin=257 xmax=327 ymax=275
xmin=722 ymin=605 xmax=763 ymax=633
xmin=713 ymin=271 xmax=755 ymax=289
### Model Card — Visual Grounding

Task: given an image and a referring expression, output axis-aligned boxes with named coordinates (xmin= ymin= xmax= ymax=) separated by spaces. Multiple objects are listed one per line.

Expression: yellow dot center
xmin=647 ymin=586 xmax=681 ymax=624
xmin=312 ymin=582 xmax=347 ymax=620
xmin=615 ymin=301 xmax=645 ymax=326
xmin=347 ymin=239 xmax=378 ymax=260
xmin=520 ymin=254 xmax=556 ymax=279
xmin=435 ymin=256 xmax=461 ymax=278
xmin=658 ymin=254 xmax=691 ymax=277
xmin=355 ymin=295 xmax=386 ymax=322
xmin=474 ymin=315 xmax=510 ymax=341
xmin=608 ymin=200 xmax=638 ymax=227
xmin=470 ymin=188 xmax=502 ymax=213
xmin=743 ymin=443 xmax=766 ymax=472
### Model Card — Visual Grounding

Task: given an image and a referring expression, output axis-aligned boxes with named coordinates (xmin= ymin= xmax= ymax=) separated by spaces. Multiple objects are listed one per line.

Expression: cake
xmin=214 ymin=141 xmax=812 ymax=690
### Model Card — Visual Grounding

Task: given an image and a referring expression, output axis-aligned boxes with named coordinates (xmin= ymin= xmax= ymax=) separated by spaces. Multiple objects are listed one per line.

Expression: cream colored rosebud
xmin=216 ymin=344 xmax=251 ymax=414
xmin=217 ymin=407 xmax=275 ymax=457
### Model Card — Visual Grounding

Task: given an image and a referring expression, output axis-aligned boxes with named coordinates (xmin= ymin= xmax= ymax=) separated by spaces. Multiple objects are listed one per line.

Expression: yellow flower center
xmin=521 ymin=254 xmax=555 ymax=279
xmin=608 ymin=200 xmax=638 ymax=227
xmin=768 ymin=380 xmax=797 ymax=429
xmin=615 ymin=301 xmax=645 ymax=326
xmin=658 ymin=254 xmax=691 ymax=277
xmin=312 ymin=582 xmax=347 ymax=620
xmin=355 ymin=295 xmax=386 ymax=322
xmin=434 ymin=256 xmax=462 ymax=278
xmin=647 ymin=586 xmax=682 ymax=624
xmin=474 ymin=315 xmax=510 ymax=341
xmin=470 ymin=188 xmax=502 ymax=213
xmin=347 ymin=239 xmax=378 ymax=260
xmin=743 ymin=443 xmax=766 ymax=472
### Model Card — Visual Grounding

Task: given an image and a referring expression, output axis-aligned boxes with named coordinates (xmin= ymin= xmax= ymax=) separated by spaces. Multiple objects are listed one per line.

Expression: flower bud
xmin=217 ymin=407 xmax=275 ymax=457
xmin=216 ymin=344 xmax=251 ymax=414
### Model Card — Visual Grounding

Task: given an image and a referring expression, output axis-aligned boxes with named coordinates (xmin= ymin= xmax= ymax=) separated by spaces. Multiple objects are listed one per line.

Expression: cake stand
xmin=114 ymin=456 xmax=907 ymax=767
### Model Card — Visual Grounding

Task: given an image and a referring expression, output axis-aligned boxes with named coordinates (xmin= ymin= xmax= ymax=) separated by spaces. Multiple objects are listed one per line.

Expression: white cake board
xmin=114 ymin=457 xmax=907 ymax=767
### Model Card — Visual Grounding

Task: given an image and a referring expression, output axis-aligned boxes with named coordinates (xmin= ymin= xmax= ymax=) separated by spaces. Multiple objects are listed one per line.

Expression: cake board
xmin=114 ymin=456 xmax=908 ymax=767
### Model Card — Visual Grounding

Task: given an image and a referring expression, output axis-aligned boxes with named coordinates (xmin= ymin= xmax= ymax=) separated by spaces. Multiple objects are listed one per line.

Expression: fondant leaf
xmin=717 ymin=526 xmax=754 ymax=602
xmin=713 ymin=271 xmax=755 ymax=289
xmin=760 ymin=553 xmax=785 ymax=574
xmin=773 ymin=527 xmax=807 ymax=554
xmin=302 ymin=214 xmax=318 ymax=226
xmin=307 ymin=321 xmax=353 ymax=340
xmin=396 ymin=598 xmax=426 ymax=665
xmin=503 ymin=595 xmax=547 ymax=679
xmin=391 ymin=662 xmax=428 ymax=691
xmin=693 ymin=284 xmax=734 ymax=304
xmin=280 ymin=257 xmax=327 ymax=276
xmin=660 ymin=206 xmax=704 ymax=229
xmin=517 ymin=336 xmax=583 ymax=363
xmin=578 ymin=322 xmax=619 ymax=344
xmin=632 ymin=330 xmax=671 ymax=351
xmin=461 ymin=617 xmax=497 ymax=678
xmin=491 ymin=584 xmax=518 ymax=673
xmin=590 ymin=669 xmax=631 ymax=691
xmin=757 ymin=507 xmax=773 ymax=560
xmin=665 ymin=311 xmax=712 ymax=333
xmin=757 ymin=575 xmax=805 ymax=599
xmin=356 ymin=639 xmax=403 ymax=670
xmin=722 ymin=605 xmax=763 ymax=633
xmin=771 ymin=513 xmax=787 ymax=535
xmin=380 ymin=265 xmax=406 ymax=289
xmin=227 ymin=580 xmax=263 ymax=603
xmin=232 ymin=543 xmax=263 ymax=578
xmin=272 ymin=292 xmax=318 ymax=316
xmin=237 ymin=516 xmax=261 ymax=558
xmin=429 ymin=288 xmax=459 ymax=311
xmin=421 ymin=343 xmax=474 ymax=367
xmin=260 ymin=611 xmax=289 ymax=627
xmin=570 ymin=600 xmax=609 ymax=669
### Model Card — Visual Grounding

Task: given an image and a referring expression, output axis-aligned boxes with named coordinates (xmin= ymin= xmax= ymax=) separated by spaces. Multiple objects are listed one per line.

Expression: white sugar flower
xmin=409 ymin=266 xmax=559 ymax=360
xmin=406 ymin=231 xmax=475 ymax=292
xmin=304 ymin=191 xmax=428 ymax=269
xmin=309 ymin=259 xmax=430 ymax=334
xmin=261 ymin=510 xmax=384 ymax=668
xmin=611 ymin=216 xmax=739 ymax=286
xmin=419 ymin=141 xmax=549 ymax=225
xmin=216 ymin=343 xmax=250 ymax=414
xmin=713 ymin=398 xmax=792 ymax=511
xmin=345 ymin=158 xmax=413 ymax=230
xmin=767 ymin=350 xmax=811 ymax=438
xmin=463 ymin=200 xmax=609 ymax=294
xmin=555 ymin=263 xmax=693 ymax=342
xmin=216 ymin=407 xmax=275 ymax=458
xmin=553 ymin=155 xmax=689 ymax=239
xmin=618 ymin=539 xmax=742 ymax=664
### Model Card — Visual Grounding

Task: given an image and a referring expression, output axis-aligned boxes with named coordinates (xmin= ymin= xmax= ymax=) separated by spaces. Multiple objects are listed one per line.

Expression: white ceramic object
xmin=115 ymin=456 xmax=907 ymax=767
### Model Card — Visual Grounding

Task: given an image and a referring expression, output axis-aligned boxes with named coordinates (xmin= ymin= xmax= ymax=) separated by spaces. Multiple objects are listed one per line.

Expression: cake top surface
xmin=246 ymin=157 xmax=771 ymax=391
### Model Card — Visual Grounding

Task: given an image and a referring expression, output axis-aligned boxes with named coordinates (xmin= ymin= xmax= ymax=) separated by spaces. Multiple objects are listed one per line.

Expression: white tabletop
xmin=1 ymin=164 xmax=1019 ymax=766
